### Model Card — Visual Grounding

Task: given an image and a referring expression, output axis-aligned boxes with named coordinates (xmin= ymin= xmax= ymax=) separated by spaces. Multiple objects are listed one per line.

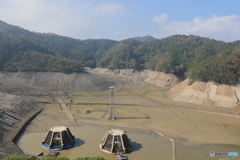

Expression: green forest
xmin=1 ymin=20 xmax=240 ymax=84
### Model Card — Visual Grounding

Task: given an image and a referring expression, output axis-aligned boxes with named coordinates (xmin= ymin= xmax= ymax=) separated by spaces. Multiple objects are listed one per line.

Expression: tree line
xmin=1 ymin=20 xmax=240 ymax=84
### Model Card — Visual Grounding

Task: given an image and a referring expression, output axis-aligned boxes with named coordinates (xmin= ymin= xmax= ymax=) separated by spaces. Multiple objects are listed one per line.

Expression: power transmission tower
xmin=107 ymin=86 xmax=115 ymax=120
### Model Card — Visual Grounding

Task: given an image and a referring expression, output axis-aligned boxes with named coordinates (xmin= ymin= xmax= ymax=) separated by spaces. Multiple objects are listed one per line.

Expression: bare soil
xmin=168 ymin=79 xmax=240 ymax=107
xmin=0 ymin=69 xmax=240 ymax=159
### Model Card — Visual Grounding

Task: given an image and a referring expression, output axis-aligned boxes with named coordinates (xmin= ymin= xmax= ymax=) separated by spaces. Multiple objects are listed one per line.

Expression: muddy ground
xmin=0 ymin=69 xmax=240 ymax=159
xmin=24 ymin=84 xmax=240 ymax=145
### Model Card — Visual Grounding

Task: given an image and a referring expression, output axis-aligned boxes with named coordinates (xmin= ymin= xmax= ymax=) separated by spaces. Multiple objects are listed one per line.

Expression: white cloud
xmin=1 ymin=1 xmax=239 ymax=42
xmin=0 ymin=0 xmax=127 ymax=39
xmin=0 ymin=0 xmax=94 ymax=38
xmin=152 ymin=14 xmax=240 ymax=42
xmin=152 ymin=13 xmax=168 ymax=24
xmin=94 ymin=3 xmax=124 ymax=17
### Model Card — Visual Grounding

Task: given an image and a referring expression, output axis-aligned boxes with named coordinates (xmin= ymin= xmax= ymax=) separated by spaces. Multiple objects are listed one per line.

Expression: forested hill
xmin=0 ymin=21 xmax=84 ymax=73
xmin=131 ymin=35 xmax=157 ymax=42
xmin=1 ymin=20 xmax=240 ymax=84
xmin=0 ymin=20 xmax=117 ymax=68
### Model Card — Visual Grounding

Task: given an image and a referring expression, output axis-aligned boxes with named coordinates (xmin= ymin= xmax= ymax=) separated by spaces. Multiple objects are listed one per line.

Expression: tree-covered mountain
xmin=0 ymin=20 xmax=117 ymax=68
xmin=4 ymin=51 xmax=83 ymax=73
xmin=98 ymin=35 xmax=240 ymax=83
xmin=187 ymin=49 xmax=240 ymax=84
xmin=131 ymin=35 xmax=157 ymax=42
xmin=97 ymin=38 xmax=142 ymax=69
xmin=1 ymin=20 xmax=240 ymax=84
xmin=0 ymin=21 xmax=84 ymax=73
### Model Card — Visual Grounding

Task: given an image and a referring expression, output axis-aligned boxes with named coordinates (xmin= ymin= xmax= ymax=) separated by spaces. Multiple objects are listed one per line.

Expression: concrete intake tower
xmin=100 ymin=129 xmax=133 ymax=154
xmin=42 ymin=126 xmax=75 ymax=150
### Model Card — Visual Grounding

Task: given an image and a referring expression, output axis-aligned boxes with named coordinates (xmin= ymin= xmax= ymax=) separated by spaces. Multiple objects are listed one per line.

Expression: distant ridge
xmin=131 ymin=35 xmax=157 ymax=42
xmin=1 ymin=20 xmax=240 ymax=84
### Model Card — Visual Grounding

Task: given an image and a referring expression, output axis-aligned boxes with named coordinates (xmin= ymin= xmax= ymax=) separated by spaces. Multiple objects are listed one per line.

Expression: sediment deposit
xmin=0 ymin=70 xmax=115 ymax=92
xmin=0 ymin=69 xmax=240 ymax=159
xmin=168 ymin=79 xmax=240 ymax=108
xmin=93 ymin=68 xmax=179 ymax=88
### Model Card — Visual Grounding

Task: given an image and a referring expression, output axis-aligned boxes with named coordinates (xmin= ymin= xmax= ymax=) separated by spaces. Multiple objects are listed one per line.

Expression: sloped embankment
xmin=0 ymin=69 xmax=115 ymax=92
xmin=0 ymin=92 xmax=38 ymax=159
xmin=168 ymin=79 xmax=240 ymax=108
xmin=94 ymin=68 xmax=179 ymax=88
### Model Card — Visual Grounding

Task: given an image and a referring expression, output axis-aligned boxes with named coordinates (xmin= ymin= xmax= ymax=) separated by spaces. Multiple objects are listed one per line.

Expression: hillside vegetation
xmin=1 ymin=20 xmax=240 ymax=84
xmin=5 ymin=51 xmax=83 ymax=73
xmin=0 ymin=23 xmax=83 ymax=73
xmin=131 ymin=35 xmax=157 ymax=42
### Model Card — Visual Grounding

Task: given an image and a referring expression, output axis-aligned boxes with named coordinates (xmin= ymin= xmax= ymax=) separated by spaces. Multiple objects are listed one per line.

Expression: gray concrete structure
xmin=42 ymin=126 xmax=75 ymax=150
xmin=100 ymin=129 xmax=133 ymax=154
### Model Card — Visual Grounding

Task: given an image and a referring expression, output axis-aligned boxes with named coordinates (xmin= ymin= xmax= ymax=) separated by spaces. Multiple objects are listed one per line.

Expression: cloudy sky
xmin=0 ymin=0 xmax=240 ymax=42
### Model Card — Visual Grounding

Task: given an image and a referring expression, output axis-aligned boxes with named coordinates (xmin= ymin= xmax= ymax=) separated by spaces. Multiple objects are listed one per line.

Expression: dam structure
xmin=42 ymin=126 xmax=75 ymax=150
xmin=100 ymin=129 xmax=133 ymax=154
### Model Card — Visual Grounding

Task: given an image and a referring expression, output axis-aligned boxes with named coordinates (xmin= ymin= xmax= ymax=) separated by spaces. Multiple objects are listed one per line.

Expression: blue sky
xmin=0 ymin=0 xmax=240 ymax=42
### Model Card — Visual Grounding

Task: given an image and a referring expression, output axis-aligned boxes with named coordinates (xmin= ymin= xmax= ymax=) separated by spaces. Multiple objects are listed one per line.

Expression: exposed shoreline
xmin=3 ymin=99 xmax=240 ymax=159
xmin=2 ymin=104 xmax=44 ymax=155
xmin=22 ymin=100 xmax=240 ymax=146
xmin=0 ymin=70 xmax=240 ymax=159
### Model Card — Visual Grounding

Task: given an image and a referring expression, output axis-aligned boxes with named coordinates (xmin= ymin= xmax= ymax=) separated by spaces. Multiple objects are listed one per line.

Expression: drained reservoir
xmin=17 ymin=125 xmax=173 ymax=160
xmin=16 ymin=123 xmax=240 ymax=160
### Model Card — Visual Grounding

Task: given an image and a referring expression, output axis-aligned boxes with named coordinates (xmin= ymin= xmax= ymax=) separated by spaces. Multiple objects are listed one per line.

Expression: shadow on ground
xmin=74 ymin=138 xmax=85 ymax=148
xmin=131 ymin=141 xmax=142 ymax=152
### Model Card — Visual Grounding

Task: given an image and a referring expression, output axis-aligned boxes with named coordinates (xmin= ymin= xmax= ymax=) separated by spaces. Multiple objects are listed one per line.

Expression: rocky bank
xmin=168 ymin=79 xmax=240 ymax=109
xmin=93 ymin=68 xmax=179 ymax=88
